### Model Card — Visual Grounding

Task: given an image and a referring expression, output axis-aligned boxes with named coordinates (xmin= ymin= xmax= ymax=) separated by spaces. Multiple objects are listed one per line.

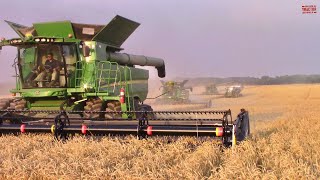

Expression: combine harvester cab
xmin=0 ymin=16 xmax=249 ymax=147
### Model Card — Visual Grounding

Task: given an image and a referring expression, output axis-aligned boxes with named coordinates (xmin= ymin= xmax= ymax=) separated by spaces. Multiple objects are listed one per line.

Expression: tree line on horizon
xmin=183 ymin=74 xmax=320 ymax=86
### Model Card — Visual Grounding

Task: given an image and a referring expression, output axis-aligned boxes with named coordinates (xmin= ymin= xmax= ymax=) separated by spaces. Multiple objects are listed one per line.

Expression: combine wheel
xmin=105 ymin=101 xmax=122 ymax=119
xmin=135 ymin=104 xmax=155 ymax=120
xmin=0 ymin=99 xmax=26 ymax=124
xmin=134 ymin=99 xmax=155 ymax=120
xmin=84 ymin=98 xmax=103 ymax=119
xmin=0 ymin=98 xmax=13 ymax=110
xmin=8 ymin=99 xmax=26 ymax=110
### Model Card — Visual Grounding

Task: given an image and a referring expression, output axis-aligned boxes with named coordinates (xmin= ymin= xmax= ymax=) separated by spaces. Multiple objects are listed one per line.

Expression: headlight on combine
xmin=34 ymin=38 xmax=55 ymax=43
xmin=83 ymin=83 xmax=94 ymax=92
xmin=10 ymin=39 xmax=23 ymax=44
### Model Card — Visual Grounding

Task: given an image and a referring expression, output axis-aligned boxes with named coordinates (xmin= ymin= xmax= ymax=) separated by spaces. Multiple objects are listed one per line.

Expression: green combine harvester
xmin=156 ymin=80 xmax=192 ymax=104
xmin=0 ymin=15 xmax=249 ymax=147
xmin=203 ymin=84 xmax=219 ymax=95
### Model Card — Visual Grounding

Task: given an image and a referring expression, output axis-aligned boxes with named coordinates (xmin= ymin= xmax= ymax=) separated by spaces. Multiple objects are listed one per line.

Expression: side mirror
xmin=82 ymin=45 xmax=90 ymax=57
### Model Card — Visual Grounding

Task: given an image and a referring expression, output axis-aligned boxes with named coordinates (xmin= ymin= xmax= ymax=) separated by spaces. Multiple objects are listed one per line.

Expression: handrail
xmin=95 ymin=60 xmax=121 ymax=94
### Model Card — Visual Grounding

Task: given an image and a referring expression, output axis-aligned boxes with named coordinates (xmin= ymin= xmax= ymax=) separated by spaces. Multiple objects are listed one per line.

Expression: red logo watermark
xmin=302 ymin=5 xmax=317 ymax=14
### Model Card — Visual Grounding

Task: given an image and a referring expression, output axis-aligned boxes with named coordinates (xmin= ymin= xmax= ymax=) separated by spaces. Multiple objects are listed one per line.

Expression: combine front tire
xmin=0 ymin=98 xmax=13 ymax=110
xmin=105 ymin=101 xmax=122 ymax=119
xmin=135 ymin=104 xmax=155 ymax=120
xmin=84 ymin=98 xmax=103 ymax=119
xmin=8 ymin=99 xmax=26 ymax=110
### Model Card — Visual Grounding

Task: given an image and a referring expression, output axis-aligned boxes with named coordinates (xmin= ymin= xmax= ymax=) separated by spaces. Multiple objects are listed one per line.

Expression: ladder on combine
xmin=74 ymin=60 xmax=123 ymax=95
xmin=74 ymin=61 xmax=84 ymax=89
xmin=95 ymin=62 xmax=134 ymax=111
xmin=96 ymin=61 xmax=121 ymax=94
xmin=122 ymin=66 xmax=133 ymax=110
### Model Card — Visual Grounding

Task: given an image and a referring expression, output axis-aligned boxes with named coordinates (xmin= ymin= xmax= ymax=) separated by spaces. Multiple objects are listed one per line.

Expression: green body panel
xmin=78 ymin=41 xmax=149 ymax=101
xmin=31 ymin=100 xmax=63 ymax=107
xmin=29 ymin=99 xmax=65 ymax=109
xmin=27 ymin=98 xmax=77 ymax=111
xmin=33 ymin=21 xmax=75 ymax=38
xmin=12 ymin=88 xmax=66 ymax=97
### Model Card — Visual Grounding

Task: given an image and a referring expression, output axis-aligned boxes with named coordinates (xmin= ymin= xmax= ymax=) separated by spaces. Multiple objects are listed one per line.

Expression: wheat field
xmin=0 ymin=84 xmax=320 ymax=179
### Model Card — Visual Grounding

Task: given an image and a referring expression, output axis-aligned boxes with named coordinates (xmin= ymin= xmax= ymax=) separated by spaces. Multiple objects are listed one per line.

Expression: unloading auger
xmin=0 ymin=108 xmax=250 ymax=147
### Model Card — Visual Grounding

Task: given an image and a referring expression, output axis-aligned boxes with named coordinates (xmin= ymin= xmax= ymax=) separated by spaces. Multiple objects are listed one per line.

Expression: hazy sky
xmin=0 ymin=0 xmax=319 ymax=83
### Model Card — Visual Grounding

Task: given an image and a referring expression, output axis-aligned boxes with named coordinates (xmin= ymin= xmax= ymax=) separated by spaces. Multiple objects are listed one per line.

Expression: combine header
xmin=0 ymin=109 xmax=249 ymax=147
xmin=0 ymin=15 xmax=249 ymax=146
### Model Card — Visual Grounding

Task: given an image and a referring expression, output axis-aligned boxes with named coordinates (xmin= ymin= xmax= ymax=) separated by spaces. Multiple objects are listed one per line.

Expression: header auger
xmin=0 ymin=15 xmax=250 ymax=147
